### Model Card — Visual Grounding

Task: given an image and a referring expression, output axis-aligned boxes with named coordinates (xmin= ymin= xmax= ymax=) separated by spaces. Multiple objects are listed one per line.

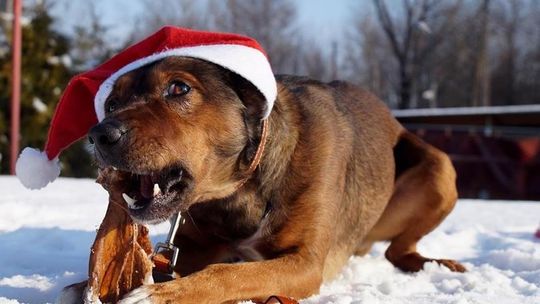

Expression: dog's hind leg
xmin=364 ymin=132 xmax=465 ymax=273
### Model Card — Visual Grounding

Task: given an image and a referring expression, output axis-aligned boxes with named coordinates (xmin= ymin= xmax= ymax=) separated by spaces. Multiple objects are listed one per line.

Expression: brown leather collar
xmin=236 ymin=118 xmax=269 ymax=190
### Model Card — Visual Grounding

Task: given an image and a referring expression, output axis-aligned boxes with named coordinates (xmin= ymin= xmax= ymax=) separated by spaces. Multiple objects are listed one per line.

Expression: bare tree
xmin=130 ymin=0 xmax=208 ymax=41
xmin=501 ymin=0 xmax=519 ymax=104
xmin=71 ymin=2 xmax=111 ymax=71
xmin=371 ymin=0 xmax=463 ymax=108
xmin=491 ymin=0 xmax=524 ymax=105
xmin=472 ymin=0 xmax=491 ymax=107
xmin=299 ymin=41 xmax=336 ymax=82
xmin=344 ymin=14 xmax=397 ymax=106
xmin=515 ymin=0 xmax=540 ymax=103
xmin=372 ymin=0 xmax=426 ymax=108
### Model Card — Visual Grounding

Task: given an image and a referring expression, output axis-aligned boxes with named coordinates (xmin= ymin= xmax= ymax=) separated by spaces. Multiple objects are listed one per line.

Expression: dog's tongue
xmin=140 ymin=175 xmax=154 ymax=199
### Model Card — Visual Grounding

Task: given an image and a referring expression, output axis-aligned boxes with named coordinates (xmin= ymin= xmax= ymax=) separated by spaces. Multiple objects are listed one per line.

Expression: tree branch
xmin=373 ymin=0 xmax=404 ymax=63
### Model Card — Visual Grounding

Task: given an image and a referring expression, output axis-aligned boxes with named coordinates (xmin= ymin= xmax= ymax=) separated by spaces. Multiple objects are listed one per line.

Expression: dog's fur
xmin=90 ymin=57 xmax=465 ymax=303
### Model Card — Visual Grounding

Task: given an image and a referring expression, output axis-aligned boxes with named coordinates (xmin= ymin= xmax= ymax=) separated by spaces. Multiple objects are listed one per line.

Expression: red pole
xmin=10 ymin=0 xmax=22 ymax=174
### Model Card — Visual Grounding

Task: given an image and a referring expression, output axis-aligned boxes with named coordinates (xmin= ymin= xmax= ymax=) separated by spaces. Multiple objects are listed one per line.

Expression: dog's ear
xmin=228 ymin=72 xmax=267 ymax=122
xmin=227 ymin=72 xmax=267 ymax=168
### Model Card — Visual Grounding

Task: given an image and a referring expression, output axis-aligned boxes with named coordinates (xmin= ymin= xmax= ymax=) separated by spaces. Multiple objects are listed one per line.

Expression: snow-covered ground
xmin=0 ymin=176 xmax=538 ymax=304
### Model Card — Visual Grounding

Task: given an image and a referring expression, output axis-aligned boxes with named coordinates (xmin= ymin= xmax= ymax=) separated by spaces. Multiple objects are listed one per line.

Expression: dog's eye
xmin=165 ymin=81 xmax=191 ymax=98
xmin=106 ymin=99 xmax=118 ymax=113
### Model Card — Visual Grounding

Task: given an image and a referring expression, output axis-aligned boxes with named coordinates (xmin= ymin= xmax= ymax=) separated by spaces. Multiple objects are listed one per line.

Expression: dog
xmin=87 ymin=56 xmax=465 ymax=303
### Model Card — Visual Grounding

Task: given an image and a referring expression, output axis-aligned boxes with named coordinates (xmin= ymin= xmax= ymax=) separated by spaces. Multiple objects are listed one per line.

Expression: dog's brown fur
xmin=92 ymin=57 xmax=464 ymax=303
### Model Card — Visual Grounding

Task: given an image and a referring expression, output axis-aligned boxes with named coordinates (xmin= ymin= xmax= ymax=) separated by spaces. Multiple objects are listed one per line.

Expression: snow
xmin=417 ymin=21 xmax=432 ymax=34
xmin=0 ymin=176 xmax=539 ymax=304
xmin=31 ymin=97 xmax=47 ymax=114
xmin=46 ymin=55 xmax=72 ymax=68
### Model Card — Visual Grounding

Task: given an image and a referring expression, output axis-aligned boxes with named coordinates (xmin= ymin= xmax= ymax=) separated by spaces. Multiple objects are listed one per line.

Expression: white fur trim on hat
xmin=94 ymin=44 xmax=277 ymax=121
xmin=16 ymin=147 xmax=61 ymax=190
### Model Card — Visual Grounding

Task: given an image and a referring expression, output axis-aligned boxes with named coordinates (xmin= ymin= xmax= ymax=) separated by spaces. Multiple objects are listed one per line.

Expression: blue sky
xmin=50 ymin=0 xmax=363 ymax=48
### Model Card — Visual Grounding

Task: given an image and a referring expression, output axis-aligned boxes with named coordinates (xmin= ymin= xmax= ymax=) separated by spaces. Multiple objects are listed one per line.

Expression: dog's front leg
xmin=119 ymin=253 xmax=322 ymax=304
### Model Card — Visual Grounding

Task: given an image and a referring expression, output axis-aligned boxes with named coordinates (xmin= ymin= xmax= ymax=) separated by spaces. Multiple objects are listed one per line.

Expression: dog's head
xmin=89 ymin=57 xmax=267 ymax=223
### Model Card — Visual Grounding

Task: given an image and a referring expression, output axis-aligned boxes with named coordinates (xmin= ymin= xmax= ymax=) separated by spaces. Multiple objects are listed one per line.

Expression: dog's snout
xmin=89 ymin=120 xmax=126 ymax=147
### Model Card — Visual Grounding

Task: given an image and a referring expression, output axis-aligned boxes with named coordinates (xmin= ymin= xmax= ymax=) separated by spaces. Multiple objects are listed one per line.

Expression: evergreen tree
xmin=0 ymin=2 xmax=94 ymax=177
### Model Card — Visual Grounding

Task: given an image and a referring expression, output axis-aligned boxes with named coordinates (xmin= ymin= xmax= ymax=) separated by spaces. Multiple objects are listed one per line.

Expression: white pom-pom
xmin=16 ymin=147 xmax=61 ymax=189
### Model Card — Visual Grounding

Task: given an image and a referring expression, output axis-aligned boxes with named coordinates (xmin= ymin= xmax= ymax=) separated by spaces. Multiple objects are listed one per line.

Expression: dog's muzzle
xmin=88 ymin=119 xmax=128 ymax=152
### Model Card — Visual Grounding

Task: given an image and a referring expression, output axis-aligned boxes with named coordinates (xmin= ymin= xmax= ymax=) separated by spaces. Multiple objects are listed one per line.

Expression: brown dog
xmin=86 ymin=56 xmax=464 ymax=303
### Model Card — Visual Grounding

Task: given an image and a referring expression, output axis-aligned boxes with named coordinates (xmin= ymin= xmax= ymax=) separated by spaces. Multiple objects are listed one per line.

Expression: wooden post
xmin=10 ymin=0 xmax=22 ymax=174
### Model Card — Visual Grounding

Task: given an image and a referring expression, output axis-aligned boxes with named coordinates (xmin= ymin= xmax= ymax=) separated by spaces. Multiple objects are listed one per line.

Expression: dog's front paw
xmin=118 ymin=286 xmax=153 ymax=304
xmin=119 ymin=281 xmax=200 ymax=304
xmin=119 ymin=283 xmax=183 ymax=304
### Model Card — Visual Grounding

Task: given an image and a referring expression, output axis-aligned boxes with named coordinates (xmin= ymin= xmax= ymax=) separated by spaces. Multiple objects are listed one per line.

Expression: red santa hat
xmin=16 ymin=26 xmax=277 ymax=189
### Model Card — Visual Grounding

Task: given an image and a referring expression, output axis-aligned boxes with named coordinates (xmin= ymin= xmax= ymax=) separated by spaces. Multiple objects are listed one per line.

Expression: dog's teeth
xmin=112 ymin=166 xmax=118 ymax=171
xmin=153 ymin=183 xmax=161 ymax=196
xmin=122 ymin=193 xmax=138 ymax=208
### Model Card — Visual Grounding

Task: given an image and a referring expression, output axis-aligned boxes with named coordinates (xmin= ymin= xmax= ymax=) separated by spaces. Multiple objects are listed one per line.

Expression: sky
xmin=49 ymin=0 xmax=362 ymax=49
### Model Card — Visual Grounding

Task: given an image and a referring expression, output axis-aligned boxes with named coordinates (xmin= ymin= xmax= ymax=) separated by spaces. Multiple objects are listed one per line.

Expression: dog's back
xmin=273 ymin=76 xmax=403 ymax=276
xmin=274 ymin=75 xmax=463 ymax=281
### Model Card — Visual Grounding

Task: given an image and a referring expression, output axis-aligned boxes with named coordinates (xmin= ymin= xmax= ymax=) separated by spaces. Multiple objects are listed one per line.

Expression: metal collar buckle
xmin=151 ymin=213 xmax=183 ymax=282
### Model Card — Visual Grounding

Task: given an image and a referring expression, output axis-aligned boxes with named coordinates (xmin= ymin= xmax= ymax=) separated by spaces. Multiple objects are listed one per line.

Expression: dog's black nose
xmin=88 ymin=120 xmax=126 ymax=147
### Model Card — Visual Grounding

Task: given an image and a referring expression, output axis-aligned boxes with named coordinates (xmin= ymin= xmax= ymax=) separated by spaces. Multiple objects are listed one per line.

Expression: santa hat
xmin=16 ymin=26 xmax=277 ymax=189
